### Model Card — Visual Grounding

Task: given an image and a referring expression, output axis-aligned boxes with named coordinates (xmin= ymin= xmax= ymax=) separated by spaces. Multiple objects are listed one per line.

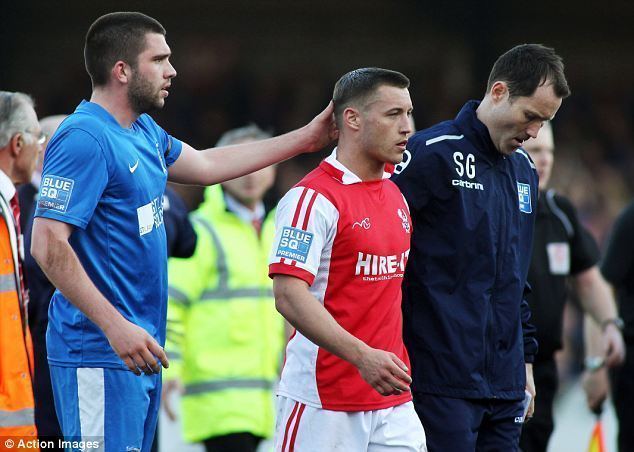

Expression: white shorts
xmin=274 ymin=396 xmax=427 ymax=452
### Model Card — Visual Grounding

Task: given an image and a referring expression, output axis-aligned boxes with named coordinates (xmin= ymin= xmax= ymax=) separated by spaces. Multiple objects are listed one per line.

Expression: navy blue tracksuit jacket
xmin=392 ymin=100 xmax=538 ymax=401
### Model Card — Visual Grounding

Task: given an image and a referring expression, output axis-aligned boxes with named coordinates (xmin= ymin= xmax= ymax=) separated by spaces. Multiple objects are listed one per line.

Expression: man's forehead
xmin=519 ymin=83 xmax=561 ymax=120
xmin=365 ymin=85 xmax=412 ymax=108
xmin=141 ymin=32 xmax=171 ymax=55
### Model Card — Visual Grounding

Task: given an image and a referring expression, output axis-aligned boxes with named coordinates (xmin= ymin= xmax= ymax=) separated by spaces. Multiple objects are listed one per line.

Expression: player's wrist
xmin=600 ymin=317 xmax=624 ymax=332
xmin=584 ymin=356 xmax=605 ymax=373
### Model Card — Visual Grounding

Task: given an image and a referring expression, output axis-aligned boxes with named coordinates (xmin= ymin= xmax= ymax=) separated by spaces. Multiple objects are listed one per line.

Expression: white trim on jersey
xmin=270 ymin=186 xmax=338 ymax=278
xmin=515 ymin=149 xmax=537 ymax=169
xmin=425 ymin=134 xmax=464 ymax=146
xmin=272 ymin=185 xmax=339 ymax=408
xmin=77 ymin=368 xmax=105 ymax=446
xmin=325 ymin=149 xmax=391 ymax=184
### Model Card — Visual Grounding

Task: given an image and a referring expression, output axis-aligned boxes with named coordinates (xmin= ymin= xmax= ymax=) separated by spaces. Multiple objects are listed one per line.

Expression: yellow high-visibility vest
xmin=165 ymin=184 xmax=284 ymax=443
xmin=0 ymin=192 xmax=38 ymax=446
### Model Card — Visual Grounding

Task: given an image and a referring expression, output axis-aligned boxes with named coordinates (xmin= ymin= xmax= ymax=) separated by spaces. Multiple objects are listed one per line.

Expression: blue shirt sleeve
xmin=140 ymin=114 xmax=182 ymax=167
xmin=35 ymin=128 xmax=109 ymax=229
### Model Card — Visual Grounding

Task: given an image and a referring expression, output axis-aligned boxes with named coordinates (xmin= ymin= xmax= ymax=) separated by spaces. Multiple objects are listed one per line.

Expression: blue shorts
xmin=413 ymin=392 xmax=524 ymax=451
xmin=49 ymin=365 xmax=161 ymax=452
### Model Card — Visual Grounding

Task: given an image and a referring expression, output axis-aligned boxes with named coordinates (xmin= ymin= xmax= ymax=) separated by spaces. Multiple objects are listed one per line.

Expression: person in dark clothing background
xmin=518 ymin=121 xmax=624 ymax=452
xmin=19 ymin=115 xmax=197 ymax=451
xmin=599 ymin=200 xmax=634 ymax=451
xmin=18 ymin=115 xmax=66 ymax=448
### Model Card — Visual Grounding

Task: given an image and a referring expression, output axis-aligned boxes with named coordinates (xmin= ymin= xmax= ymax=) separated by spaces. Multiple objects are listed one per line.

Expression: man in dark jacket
xmin=518 ymin=122 xmax=624 ymax=452
xmin=392 ymin=44 xmax=569 ymax=451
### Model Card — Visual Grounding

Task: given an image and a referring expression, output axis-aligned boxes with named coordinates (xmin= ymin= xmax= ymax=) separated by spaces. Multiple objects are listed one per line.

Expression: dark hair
xmin=84 ymin=12 xmax=166 ymax=87
xmin=333 ymin=67 xmax=410 ymax=127
xmin=486 ymin=44 xmax=570 ymax=99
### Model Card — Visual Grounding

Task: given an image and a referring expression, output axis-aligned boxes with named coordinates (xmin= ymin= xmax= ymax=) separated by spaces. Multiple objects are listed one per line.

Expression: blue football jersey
xmin=36 ymin=100 xmax=183 ymax=368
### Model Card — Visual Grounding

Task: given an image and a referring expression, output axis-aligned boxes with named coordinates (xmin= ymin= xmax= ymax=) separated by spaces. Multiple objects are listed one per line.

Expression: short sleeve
xmin=268 ymin=186 xmax=338 ymax=286
xmin=555 ymin=196 xmax=600 ymax=274
xmin=35 ymin=128 xmax=108 ymax=229
xmin=140 ymin=114 xmax=183 ymax=167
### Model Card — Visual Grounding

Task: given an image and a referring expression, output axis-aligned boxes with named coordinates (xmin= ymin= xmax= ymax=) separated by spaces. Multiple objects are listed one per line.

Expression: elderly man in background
xmin=0 ymin=91 xmax=45 ymax=445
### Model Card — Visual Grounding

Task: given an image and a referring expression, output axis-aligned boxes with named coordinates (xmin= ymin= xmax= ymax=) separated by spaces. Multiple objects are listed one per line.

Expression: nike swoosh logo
xmin=129 ymin=160 xmax=139 ymax=173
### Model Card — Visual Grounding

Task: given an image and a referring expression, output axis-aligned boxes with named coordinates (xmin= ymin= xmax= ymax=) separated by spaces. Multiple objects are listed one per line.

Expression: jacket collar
xmin=320 ymin=148 xmax=391 ymax=185
xmin=454 ymin=100 xmax=503 ymax=162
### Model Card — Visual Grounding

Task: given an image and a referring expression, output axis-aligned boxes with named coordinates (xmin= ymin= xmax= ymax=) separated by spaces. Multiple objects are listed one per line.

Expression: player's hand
xmin=582 ymin=367 xmax=609 ymax=413
xmin=302 ymin=101 xmax=338 ymax=152
xmin=161 ymin=379 xmax=184 ymax=421
xmin=355 ymin=346 xmax=411 ymax=397
xmin=525 ymin=363 xmax=536 ymax=419
xmin=104 ymin=318 xmax=169 ymax=375
xmin=602 ymin=323 xmax=626 ymax=368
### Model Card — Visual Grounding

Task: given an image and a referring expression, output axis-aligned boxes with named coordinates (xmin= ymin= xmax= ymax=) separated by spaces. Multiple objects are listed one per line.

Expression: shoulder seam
xmin=546 ymin=189 xmax=574 ymax=238
xmin=515 ymin=149 xmax=536 ymax=170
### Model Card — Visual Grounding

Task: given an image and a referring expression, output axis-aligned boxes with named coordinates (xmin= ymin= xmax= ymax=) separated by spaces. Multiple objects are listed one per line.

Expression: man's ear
xmin=112 ymin=61 xmax=131 ymax=84
xmin=489 ymin=81 xmax=509 ymax=103
xmin=9 ymin=133 xmax=23 ymax=158
xmin=343 ymin=107 xmax=361 ymax=131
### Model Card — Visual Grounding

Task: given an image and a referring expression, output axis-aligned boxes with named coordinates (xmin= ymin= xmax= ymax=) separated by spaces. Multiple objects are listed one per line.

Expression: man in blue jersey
xmin=30 ymin=12 xmax=334 ymax=452
xmin=392 ymin=44 xmax=570 ymax=451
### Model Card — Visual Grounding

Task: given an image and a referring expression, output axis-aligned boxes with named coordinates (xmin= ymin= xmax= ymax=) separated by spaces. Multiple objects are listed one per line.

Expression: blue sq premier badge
xmin=276 ymin=226 xmax=314 ymax=263
xmin=37 ymin=175 xmax=75 ymax=213
xmin=517 ymin=182 xmax=532 ymax=213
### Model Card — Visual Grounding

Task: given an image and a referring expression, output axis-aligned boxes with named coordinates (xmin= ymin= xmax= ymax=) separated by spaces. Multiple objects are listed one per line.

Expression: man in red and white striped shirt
xmin=269 ymin=68 xmax=426 ymax=451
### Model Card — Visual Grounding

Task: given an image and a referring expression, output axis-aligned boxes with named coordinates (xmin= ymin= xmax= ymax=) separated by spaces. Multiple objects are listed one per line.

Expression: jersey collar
xmin=77 ymin=100 xmax=137 ymax=130
xmin=320 ymin=148 xmax=391 ymax=185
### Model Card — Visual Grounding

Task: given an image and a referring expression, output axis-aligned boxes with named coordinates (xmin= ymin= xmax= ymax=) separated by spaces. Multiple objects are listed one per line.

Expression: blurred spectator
xmin=519 ymin=122 xmax=625 ymax=452
xmin=0 ymin=91 xmax=44 ymax=443
xmin=19 ymin=114 xmax=66 ymax=449
xmin=598 ymin=200 xmax=634 ymax=451
xmin=162 ymin=125 xmax=285 ymax=452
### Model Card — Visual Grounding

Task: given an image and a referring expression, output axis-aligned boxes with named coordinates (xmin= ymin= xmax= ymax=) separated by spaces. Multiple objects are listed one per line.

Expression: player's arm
xmin=273 ymin=274 xmax=411 ymax=396
xmin=31 ymin=217 xmax=168 ymax=375
xmin=582 ymin=314 xmax=611 ymax=412
xmin=574 ymin=267 xmax=625 ymax=367
xmin=168 ymin=102 xmax=337 ymax=185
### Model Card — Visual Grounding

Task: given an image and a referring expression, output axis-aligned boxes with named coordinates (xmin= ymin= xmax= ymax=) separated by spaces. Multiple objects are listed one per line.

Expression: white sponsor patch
xmin=37 ymin=175 xmax=75 ymax=212
xmin=275 ymin=226 xmax=313 ymax=263
xmin=137 ymin=202 xmax=154 ymax=236
xmin=137 ymin=197 xmax=164 ymax=236
xmin=547 ymin=242 xmax=570 ymax=275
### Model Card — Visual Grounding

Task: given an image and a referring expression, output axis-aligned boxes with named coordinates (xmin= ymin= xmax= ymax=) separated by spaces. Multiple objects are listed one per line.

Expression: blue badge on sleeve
xmin=37 ymin=175 xmax=75 ymax=213
xmin=275 ymin=226 xmax=314 ymax=263
xmin=517 ymin=182 xmax=532 ymax=213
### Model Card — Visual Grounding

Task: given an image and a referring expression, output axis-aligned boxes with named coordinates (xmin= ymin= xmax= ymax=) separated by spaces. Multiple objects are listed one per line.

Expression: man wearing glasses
xmin=0 ymin=91 xmax=45 ymax=443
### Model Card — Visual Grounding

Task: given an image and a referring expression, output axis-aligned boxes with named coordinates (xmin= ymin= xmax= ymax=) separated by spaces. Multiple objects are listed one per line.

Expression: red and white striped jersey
xmin=269 ymin=149 xmax=413 ymax=411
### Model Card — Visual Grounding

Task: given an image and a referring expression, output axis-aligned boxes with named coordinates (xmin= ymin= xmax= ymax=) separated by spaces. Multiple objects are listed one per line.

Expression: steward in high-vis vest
xmin=163 ymin=124 xmax=284 ymax=452
xmin=0 ymin=91 xmax=42 ymax=447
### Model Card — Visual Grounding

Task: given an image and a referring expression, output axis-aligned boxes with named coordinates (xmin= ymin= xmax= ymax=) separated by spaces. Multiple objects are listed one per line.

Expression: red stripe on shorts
xmin=281 ymin=401 xmax=299 ymax=452
xmin=288 ymin=403 xmax=306 ymax=452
